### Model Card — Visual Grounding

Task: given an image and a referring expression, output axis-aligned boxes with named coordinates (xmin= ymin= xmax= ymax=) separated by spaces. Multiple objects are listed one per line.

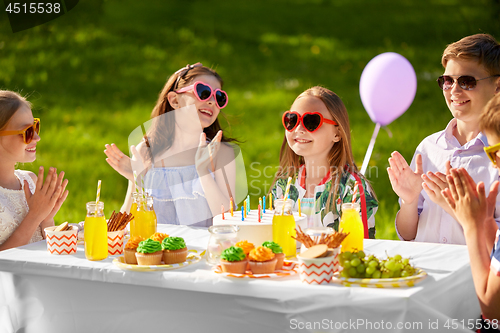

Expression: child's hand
xmin=422 ymin=161 xmax=452 ymax=209
xmin=387 ymin=151 xmax=423 ymax=204
xmin=104 ymin=144 xmax=141 ymax=181
xmin=24 ymin=167 xmax=68 ymax=223
xmin=442 ymin=168 xmax=498 ymax=230
xmin=196 ymin=130 xmax=222 ymax=175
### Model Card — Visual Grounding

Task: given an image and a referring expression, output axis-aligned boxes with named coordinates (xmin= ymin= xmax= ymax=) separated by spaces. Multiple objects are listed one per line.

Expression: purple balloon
xmin=359 ymin=52 xmax=417 ymax=126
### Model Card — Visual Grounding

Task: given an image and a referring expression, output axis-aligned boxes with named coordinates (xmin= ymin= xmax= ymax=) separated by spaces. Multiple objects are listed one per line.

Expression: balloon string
xmin=360 ymin=123 xmax=381 ymax=176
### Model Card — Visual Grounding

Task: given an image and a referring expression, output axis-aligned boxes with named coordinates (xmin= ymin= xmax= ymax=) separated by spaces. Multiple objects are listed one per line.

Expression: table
xmin=0 ymin=224 xmax=480 ymax=333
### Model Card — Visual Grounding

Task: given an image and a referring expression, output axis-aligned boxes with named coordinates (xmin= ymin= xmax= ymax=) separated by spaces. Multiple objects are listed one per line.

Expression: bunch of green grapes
xmin=338 ymin=251 xmax=415 ymax=279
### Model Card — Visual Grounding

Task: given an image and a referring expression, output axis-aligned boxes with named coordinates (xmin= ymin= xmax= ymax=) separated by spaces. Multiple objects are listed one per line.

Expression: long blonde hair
xmin=274 ymin=86 xmax=361 ymax=212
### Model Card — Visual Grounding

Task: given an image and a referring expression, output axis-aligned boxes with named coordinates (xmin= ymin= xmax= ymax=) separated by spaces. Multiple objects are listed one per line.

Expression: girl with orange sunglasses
xmin=0 ymin=90 xmax=69 ymax=251
xmin=271 ymin=86 xmax=378 ymax=237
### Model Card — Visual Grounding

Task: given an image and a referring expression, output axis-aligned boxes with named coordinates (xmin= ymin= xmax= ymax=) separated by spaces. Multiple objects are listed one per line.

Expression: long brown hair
xmin=0 ymin=90 xmax=31 ymax=131
xmin=273 ymin=86 xmax=364 ymax=213
xmin=144 ymin=64 xmax=237 ymax=165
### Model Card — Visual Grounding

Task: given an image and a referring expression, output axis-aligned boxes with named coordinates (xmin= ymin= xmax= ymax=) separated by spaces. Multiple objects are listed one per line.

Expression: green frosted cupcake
xmin=220 ymin=246 xmax=248 ymax=274
xmin=262 ymin=241 xmax=285 ymax=270
xmin=162 ymin=237 xmax=188 ymax=264
xmin=135 ymin=239 xmax=162 ymax=265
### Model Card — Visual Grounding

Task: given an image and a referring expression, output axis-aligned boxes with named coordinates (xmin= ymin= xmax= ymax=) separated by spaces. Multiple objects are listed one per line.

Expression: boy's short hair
xmin=480 ymin=94 xmax=500 ymax=135
xmin=442 ymin=34 xmax=500 ymax=75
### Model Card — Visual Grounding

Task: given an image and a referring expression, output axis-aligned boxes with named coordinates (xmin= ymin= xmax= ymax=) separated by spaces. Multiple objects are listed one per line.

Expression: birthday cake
xmin=212 ymin=209 xmax=307 ymax=247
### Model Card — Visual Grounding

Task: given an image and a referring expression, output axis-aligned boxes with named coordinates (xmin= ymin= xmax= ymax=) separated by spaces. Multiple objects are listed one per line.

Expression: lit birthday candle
xmin=243 ymin=200 xmax=247 ymax=218
xmin=269 ymin=193 xmax=272 ymax=210
xmin=263 ymin=195 xmax=266 ymax=214
xmin=246 ymin=195 xmax=250 ymax=214
xmin=230 ymin=197 xmax=234 ymax=217
xmin=258 ymin=204 xmax=261 ymax=222
xmin=259 ymin=197 xmax=262 ymax=213
xmin=241 ymin=206 xmax=244 ymax=221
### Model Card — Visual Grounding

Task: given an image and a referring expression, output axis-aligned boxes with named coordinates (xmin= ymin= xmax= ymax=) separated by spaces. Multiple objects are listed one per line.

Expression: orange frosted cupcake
xmin=262 ymin=241 xmax=285 ymax=270
xmin=220 ymin=246 xmax=248 ymax=274
xmin=149 ymin=232 xmax=169 ymax=243
xmin=124 ymin=236 xmax=145 ymax=264
xmin=135 ymin=239 xmax=163 ymax=265
xmin=161 ymin=237 xmax=188 ymax=264
xmin=248 ymin=246 xmax=277 ymax=274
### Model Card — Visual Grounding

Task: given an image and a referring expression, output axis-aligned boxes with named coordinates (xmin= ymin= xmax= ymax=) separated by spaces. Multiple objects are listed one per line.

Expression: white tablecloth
xmin=0 ymin=224 xmax=480 ymax=333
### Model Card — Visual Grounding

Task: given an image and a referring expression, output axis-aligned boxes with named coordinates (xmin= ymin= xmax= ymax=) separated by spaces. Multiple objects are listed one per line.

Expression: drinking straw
xmin=281 ymin=177 xmax=292 ymax=216
xmin=298 ymin=198 xmax=301 ymax=216
xmin=221 ymin=204 xmax=225 ymax=220
xmin=230 ymin=197 xmax=234 ymax=217
xmin=263 ymin=195 xmax=266 ymax=214
xmin=352 ymin=181 xmax=360 ymax=204
xmin=133 ymin=171 xmax=139 ymax=194
xmin=241 ymin=206 xmax=244 ymax=221
xmin=95 ymin=180 xmax=101 ymax=216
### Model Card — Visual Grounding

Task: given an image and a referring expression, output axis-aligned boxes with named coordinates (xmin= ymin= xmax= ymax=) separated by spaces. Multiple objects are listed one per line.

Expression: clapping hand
xmin=196 ymin=130 xmax=222 ymax=176
xmin=24 ymin=166 xmax=69 ymax=223
xmin=422 ymin=161 xmax=452 ymax=210
xmin=442 ymin=168 xmax=499 ymax=229
xmin=387 ymin=151 xmax=423 ymax=204
xmin=104 ymin=143 xmax=142 ymax=181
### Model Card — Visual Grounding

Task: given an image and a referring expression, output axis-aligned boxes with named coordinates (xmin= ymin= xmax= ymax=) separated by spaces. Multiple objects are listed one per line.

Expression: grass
xmin=0 ymin=0 xmax=498 ymax=238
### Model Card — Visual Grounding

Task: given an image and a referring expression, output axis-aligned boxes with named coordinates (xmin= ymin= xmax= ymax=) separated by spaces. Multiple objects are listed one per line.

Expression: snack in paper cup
xmin=297 ymin=247 xmax=340 ymax=285
xmin=107 ymin=230 xmax=124 ymax=255
xmin=45 ymin=225 xmax=78 ymax=255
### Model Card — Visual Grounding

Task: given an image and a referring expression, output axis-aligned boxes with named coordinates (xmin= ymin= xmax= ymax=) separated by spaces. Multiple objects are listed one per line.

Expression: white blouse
xmin=0 ymin=170 xmax=43 ymax=246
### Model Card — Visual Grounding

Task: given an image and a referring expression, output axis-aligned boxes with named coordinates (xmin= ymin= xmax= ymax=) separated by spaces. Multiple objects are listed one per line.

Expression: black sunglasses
xmin=437 ymin=75 xmax=500 ymax=91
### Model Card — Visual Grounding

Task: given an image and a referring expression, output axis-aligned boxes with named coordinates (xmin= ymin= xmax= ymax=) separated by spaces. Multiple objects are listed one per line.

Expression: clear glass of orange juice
xmin=130 ymin=193 xmax=157 ymax=239
xmin=272 ymin=199 xmax=296 ymax=258
xmin=339 ymin=203 xmax=364 ymax=252
xmin=84 ymin=201 xmax=108 ymax=261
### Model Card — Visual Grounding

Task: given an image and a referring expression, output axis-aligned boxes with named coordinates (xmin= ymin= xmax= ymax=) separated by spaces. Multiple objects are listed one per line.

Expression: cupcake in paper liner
xmin=248 ymin=246 xmax=277 ymax=274
xmin=161 ymin=237 xmax=188 ymax=264
xmin=220 ymin=246 xmax=248 ymax=274
xmin=262 ymin=241 xmax=285 ymax=270
xmin=135 ymin=238 xmax=162 ymax=265
xmin=124 ymin=236 xmax=145 ymax=264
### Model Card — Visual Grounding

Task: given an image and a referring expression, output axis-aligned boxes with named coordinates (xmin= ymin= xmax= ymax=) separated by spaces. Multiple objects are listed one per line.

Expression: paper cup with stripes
xmin=107 ymin=230 xmax=124 ymax=255
xmin=297 ymin=248 xmax=340 ymax=285
xmin=45 ymin=226 xmax=78 ymax=255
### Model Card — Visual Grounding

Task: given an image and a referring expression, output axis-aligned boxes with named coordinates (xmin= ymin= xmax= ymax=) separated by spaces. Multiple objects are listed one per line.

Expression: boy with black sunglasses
xmin=387 ymin=33 xmax=500 ymax=245
xmin=442 ymin=93 xmax=500 ymax=332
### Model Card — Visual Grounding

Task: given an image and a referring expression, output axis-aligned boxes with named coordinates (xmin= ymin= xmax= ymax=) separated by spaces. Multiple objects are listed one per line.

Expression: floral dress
xmin=272 ymin=165 xmax=378 ymax=238
xmin=0 ymin=170 xmax=43 ymax=246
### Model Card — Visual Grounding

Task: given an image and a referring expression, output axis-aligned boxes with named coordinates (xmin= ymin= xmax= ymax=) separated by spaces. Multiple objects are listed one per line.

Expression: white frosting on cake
xmin=213 ymin=209 xmax=307 ymax=247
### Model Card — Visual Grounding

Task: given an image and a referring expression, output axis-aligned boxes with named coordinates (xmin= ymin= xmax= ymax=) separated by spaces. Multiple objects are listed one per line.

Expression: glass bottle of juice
xmin=130 ymin=193 xmax=157 ymax=239
xmin=84 ymin=201 xmax=108 ymax=261
xmin=339 ymin=203 xmax=364 ymax=252
xmin=272 ymin=199 xmax=296 ymax=258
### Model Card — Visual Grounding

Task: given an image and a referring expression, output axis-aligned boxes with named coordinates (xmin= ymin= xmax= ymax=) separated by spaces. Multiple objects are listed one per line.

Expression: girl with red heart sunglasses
xmin=0 ymin=90 xmax=69 ymax=251
xmin=271 ymin=86 xmax=378 ymax=238
xmin=104 ymin=63 xmax=239 ymax=227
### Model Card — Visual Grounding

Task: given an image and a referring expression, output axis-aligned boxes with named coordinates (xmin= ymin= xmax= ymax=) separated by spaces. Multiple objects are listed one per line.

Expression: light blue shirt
xmin=398 ymin=118 xmax=500 ymax=244
xmin=144 ymin=165 xmax=212 ymax=227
